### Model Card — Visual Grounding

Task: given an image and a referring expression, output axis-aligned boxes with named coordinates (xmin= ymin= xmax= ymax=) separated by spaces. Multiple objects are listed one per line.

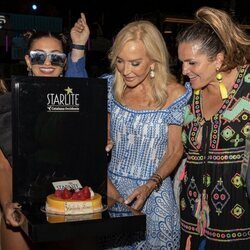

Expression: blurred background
xmin=0 ymin=0 xmax=249 ymax=85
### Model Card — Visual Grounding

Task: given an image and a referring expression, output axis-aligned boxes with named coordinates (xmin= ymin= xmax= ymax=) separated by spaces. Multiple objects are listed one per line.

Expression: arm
xmin=146 ymin=125 xmax=184 ymax=190
xmin=105 ymin=113 xmax=113 ymax=153
xmin=65 ymin=54 xmax=88 ymax=78
xmin=0 ymin=149 xmax=12 ymax=211
xmin=0 ymin=149 xmax=24 ymax=226
xmin=124 ymin=125 xmax=183 ymax=210
xmin=107 ymin=178 xmax=123 ymax=202
xmin=65 ymin=13 xmax=89 ymax=78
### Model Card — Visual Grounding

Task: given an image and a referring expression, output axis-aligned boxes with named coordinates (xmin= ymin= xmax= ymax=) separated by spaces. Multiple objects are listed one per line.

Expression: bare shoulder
xmin=167 ymin=82 xmax=186 ymax=100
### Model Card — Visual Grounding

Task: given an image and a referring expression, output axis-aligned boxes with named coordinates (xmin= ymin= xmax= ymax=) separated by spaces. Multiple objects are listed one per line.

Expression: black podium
xmin=11 ymin=76 xmax=146 ymax=246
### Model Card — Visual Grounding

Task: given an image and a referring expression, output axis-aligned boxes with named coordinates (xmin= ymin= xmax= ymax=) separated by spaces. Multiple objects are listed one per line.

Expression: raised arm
xmin=65 ymin=13 xmax=90 ymax=78
xmin=70 ymin=12 xmax=90 ymax=62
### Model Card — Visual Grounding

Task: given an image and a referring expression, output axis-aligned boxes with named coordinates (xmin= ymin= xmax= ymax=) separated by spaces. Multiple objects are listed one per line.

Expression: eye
xmin=116 ymin=58 xmax=122 ymax=64
xmin=131 ymin=61 xmax=140 ymax=67
xmin=189 ymin=61 xmax=196 ymax=65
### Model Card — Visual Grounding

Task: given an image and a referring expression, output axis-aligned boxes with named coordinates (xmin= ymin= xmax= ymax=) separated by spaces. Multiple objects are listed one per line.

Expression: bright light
xmin=32 ymin=4 xmax=38 ymax=10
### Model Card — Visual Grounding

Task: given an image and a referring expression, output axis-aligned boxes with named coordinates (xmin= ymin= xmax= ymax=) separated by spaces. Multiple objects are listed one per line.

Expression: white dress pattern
xmin=104 ymin=74 xmax=191 ymax=249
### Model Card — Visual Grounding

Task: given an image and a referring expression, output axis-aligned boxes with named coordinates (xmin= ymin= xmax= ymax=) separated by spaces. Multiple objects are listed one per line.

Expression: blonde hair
xmin=177 ymin=6 xmax=250 ymax=72
xmin=0 ymin=79 xmax=7 ymax=94
xmin=109 ymin=20 xmax=176 ymax=108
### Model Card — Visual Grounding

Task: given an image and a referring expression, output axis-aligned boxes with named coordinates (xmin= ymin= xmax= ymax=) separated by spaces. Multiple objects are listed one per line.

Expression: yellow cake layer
xmin=47 ymin=211 xmax=102 ymax=223
xmin=46 ymin=193 xmax=102 ymax=215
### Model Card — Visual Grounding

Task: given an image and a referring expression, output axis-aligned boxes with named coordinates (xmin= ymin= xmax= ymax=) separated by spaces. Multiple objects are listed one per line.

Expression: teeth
xmin=40 ymin=68 xmax=54 ymax=73
xmin=189 ymin=75 xmax=197 ymax=79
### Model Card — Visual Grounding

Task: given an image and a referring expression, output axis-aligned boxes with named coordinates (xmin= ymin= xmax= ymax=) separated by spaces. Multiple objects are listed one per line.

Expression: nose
xmin=123 ymin=63 xmax=131 ymax=75
xmin=44 ymin=55 xmax=51 ymax=65
xmin=182 ymin=63 xmax=189 ymax=75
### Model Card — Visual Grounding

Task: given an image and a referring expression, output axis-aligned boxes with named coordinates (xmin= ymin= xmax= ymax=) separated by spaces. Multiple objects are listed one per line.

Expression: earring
xmin=216 ymin=69 xmax=228 ymax=99
xmin=27 ymin=68 xmax=33 ymax=76
xmin=194 ymin=89 xmax=200 ymax=95
xmin=150 ymin=69 xmax=155 ymax=79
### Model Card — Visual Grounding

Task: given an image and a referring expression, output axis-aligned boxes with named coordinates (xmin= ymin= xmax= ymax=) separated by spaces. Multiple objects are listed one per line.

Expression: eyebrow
xmin=117 ymin=56 xmax=143 ymax=62
xmin=182 ymin=58 xmax=195 ymax=62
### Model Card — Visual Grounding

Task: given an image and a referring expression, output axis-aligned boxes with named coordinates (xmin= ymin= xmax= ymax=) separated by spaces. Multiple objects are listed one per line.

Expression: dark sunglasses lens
xmin=29 ymin=51 xmax=46 ymax=65
xmin=49 ymin=53 xmax=66 ymax=67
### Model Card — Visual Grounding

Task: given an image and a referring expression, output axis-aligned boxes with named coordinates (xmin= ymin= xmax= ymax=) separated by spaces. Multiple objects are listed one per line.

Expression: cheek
xmin=116 ymin=64 xmax=124 ymax=73
xmin=51 ymin=67 xmax=63 ymax=77
xmin=199 ymin=65 xmax=214 ymax=80
xmin=30 ymin=66 xmax=39 ymax=75
xmin=133 ymin=65 xmax=149 ymax=76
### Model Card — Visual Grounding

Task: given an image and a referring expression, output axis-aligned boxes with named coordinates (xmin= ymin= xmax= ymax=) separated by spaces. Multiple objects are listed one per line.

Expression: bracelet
xmin=71 ymin=44 xmax=86 ymax=50
xmin=149 ymin=173 xmax=163 ymax=192
xmin=149 ymin=178 xmax=160 ymax=191
xmin=152 ymin=173 xmax=163 ymax=184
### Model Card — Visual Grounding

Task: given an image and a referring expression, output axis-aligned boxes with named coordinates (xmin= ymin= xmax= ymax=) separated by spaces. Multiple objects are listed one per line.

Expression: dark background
xmin=0 ymin=0 xmax=249 ymax=81
xmin=1 ymin=0 xmax=249 ymax=38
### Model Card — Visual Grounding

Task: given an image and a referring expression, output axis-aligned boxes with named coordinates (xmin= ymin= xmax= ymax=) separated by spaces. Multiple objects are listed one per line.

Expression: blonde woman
xmin=105 ymin=20 xmax=191 ymax=249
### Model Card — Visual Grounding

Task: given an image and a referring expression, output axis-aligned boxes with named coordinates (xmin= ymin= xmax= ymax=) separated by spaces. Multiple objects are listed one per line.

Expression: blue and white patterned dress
xmin=104 ymin=75 xmax=191 ymax=249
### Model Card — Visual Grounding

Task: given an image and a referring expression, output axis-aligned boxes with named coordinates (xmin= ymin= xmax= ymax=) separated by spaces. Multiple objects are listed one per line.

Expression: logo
xmin=47 ymin=86 xmax=79 ymax=112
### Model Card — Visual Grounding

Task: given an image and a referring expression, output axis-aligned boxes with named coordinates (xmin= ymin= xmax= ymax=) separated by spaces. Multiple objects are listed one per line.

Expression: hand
xmin=70 ymin=12 xmax=90 ymax=45
xmin=105 ymin=141 xmax=113 ymax=153
xmin=124 ymin=184 xmax=151 ymax=210
xmin=3 ymin=202 xmax=25 ymax=227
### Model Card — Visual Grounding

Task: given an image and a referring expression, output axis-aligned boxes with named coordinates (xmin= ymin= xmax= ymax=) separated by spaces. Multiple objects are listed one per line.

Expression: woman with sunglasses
xmin=0 ymin=13 xmax=89 ymax=250
xmin=25 ymin=12 xmax=89 ymax=78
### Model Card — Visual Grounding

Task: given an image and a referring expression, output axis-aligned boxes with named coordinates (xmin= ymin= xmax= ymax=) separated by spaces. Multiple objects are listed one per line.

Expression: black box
xmin=11 ymin=76 xmax=146 ymax=244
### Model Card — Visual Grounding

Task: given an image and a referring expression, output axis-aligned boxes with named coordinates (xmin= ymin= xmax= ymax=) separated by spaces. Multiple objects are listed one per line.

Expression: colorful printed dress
xmin=104 ymin=74 xmax=192 ymax=249
xmin=180 ymin=65 xmax=250 ymax=249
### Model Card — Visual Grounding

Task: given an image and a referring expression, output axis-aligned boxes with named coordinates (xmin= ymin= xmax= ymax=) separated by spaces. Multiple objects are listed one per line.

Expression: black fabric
xmin=0 ymin=92 xmax=12 ymax=165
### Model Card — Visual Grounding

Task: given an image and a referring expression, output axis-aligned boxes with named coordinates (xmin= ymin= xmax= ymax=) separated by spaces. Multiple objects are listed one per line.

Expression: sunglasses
xmin=29 ymin=50 xmax=66 ymax=67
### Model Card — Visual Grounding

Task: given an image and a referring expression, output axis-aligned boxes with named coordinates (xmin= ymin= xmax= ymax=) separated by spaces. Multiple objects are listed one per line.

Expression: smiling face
xmin=25 ymin=37 xmax=66 ymax=77
xmin=115 ymin=40 xmax=155 ymax=88
xmin=178 ymin=42 xmax=220 ymax=90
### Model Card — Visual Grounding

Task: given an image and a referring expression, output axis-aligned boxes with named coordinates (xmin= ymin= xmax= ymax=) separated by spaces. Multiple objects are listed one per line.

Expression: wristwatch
xmin=70 ymin=44 xmax=86 ymax=50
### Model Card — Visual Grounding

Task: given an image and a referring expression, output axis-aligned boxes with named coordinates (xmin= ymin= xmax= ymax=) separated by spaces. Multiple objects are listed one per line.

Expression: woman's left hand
xmin=124 ymin=184 xmax=151 ymax=210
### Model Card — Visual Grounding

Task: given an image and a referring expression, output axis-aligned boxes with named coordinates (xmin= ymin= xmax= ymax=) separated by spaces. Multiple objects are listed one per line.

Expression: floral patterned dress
xmin=180 ymin=65 xmax=250 ymax=249
xmin=104 ymin=74 xmax=192 ymax=249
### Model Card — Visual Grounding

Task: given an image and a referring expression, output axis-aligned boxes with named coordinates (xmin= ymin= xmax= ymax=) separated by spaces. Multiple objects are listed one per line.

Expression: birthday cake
xmin=46 ymin=186 xmax=103 ymax=215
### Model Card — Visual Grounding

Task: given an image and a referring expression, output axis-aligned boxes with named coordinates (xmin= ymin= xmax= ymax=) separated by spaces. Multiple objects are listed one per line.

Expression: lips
xmin=188 ymin=75 xmax=197 ymax=81
xmin=123 ymin=77 xmax=135 ymax=82
xmin=39 ymin=67 xmax=56 ymax=74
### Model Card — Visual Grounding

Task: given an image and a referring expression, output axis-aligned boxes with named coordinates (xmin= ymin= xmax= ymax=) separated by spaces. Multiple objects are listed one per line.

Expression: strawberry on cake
xmin=46 ymin=186 xmax=103 ymax=215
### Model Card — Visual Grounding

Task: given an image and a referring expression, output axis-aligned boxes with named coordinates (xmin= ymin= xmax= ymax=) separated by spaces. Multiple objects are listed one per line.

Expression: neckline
xmin=195 ymin=66 xmax=246 ymax=124
xmin=114 ymin=82 xmax=192 ymax=113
